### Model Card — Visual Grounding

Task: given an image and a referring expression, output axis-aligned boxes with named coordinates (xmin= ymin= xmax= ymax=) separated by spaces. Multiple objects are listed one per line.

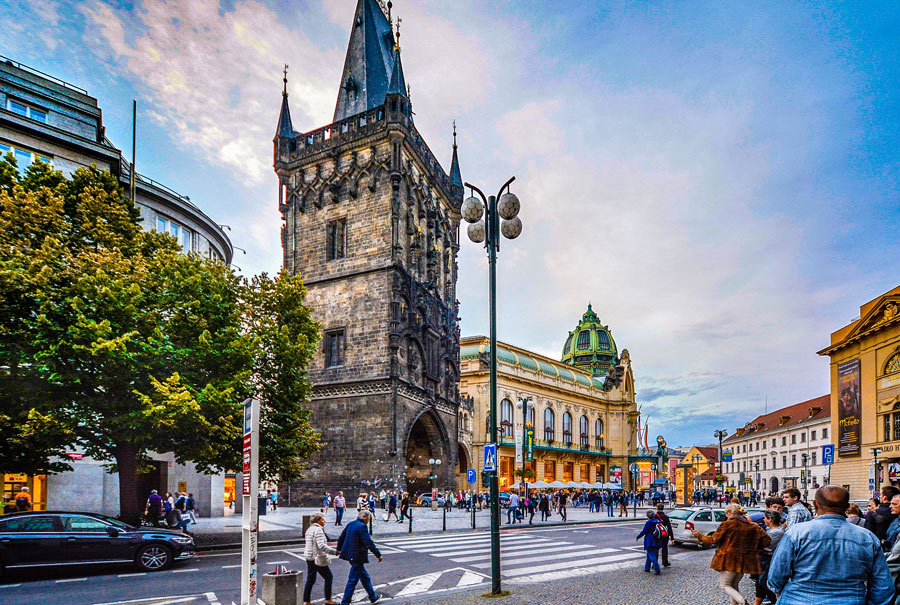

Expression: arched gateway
xmin=404 ymin=410 xmax=451 ymax=497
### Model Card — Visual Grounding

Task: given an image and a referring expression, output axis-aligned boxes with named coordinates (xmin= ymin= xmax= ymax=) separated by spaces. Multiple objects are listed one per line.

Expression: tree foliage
xmin=0 ymin=155 xmax=320 ymax=521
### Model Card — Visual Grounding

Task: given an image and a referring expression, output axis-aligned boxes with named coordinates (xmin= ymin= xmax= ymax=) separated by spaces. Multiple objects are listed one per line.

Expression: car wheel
xmin=673 ymin=540 xmax=683 ymax=547
xmin=136 ymin=544 xmax=172 ymax=572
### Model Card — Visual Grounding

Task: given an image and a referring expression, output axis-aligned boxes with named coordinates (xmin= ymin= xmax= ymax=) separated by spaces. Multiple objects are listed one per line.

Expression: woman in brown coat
xmin=691 ymin=504 xmax=771 ymax=605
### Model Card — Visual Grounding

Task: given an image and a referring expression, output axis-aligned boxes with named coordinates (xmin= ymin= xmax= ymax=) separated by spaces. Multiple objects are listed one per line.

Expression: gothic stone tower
xmin=274 ymin=0 xmax=464 ymax=503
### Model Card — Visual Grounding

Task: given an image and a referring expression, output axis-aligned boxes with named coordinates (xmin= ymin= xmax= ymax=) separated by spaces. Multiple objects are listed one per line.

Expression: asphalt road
xmin=0 ymin=518 xmax=703 ymax=604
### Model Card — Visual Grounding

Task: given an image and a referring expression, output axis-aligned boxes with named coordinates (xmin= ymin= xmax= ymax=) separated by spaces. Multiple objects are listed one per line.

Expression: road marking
xmin=472 ymin=547 xmax=616 ymax=569
xmin=92 ymin=596 xmax=202 ymax=605
xmin=56 ymin=577 xmax=87 ymax=583
xmin=447 ymin=543 xmax=580 ymax=563
xmin=504 ymin=551 xmax=644 ymax=577
xmin=222 ymin=564 xmax=242 ymax=568
xmin=2 ymin=583 xmax=22 ymax=588
xmin=393 ymin=571 xmax=442 ymax=597
xmin=407 ymin=537 xmax=550 ymax=554
xmin=172 ymin=568 xmax=199 ymax=573
xmin=118 ymin=572 xmax=147 ymax=578
xmin=205 ymin=592 xmax=220 ymax=605
xmin=263 ymin=560 xmax=289 ymax=564
xmin=384 ymin=534 xmax=534 ymax=549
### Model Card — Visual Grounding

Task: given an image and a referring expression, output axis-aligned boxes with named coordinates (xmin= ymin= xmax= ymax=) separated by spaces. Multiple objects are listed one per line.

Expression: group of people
xmin=638 ymin=485 xmax=897 ymax=605
xmin=143 ymin=489 xmax=197 ymax=534
xmin=321 ymin=490 xmax=415 ymax=527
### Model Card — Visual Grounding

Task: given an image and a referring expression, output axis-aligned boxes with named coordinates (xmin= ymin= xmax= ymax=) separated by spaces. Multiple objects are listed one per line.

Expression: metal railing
xmin=0 ymin=55 xmax=89 ymax=95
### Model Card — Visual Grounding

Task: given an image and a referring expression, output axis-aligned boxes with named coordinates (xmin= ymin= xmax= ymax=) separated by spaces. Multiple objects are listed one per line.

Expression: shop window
xmin=543 ymin=460 xmax=556 ymax=482
xmin=563 ymin=462 xmax=574 ymax=483
xmin=499 ymin=456 xmax=514 ymax=489
xmin=580 ymin=463 xmax=590 ymax=482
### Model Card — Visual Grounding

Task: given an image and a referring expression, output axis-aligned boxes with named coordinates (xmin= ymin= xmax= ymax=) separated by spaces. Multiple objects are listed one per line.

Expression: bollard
xmin=408 ymin=509 xmax=413 ymax=534
xmin=443 ymin=506 xmax=447 ymax=531
xmin=471 ymin=502 xmax=476 ymax=529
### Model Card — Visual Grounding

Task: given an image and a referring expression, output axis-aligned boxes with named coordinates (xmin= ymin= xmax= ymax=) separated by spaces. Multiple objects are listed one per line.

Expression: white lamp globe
xmin=497 ymin=192 xmax=520 ymax=220
xmin=461 ymin=196 xmax=484 ymax=223
xmin=501 ymin=216 xmax=522 ymax=239
xmin=429 ymin=458 xmax=435 ymax=465
xmin=467 ymin=220 xmax=486 ymax=243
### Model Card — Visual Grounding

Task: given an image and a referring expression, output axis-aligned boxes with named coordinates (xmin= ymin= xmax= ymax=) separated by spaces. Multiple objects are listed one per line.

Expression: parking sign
xmin=467 ymin=468 xmax=476 ymax=484
xmin=483 ymin=443 xmax=497 ymax=472
xmin=822 ymin=444 xmax=835 ymax=466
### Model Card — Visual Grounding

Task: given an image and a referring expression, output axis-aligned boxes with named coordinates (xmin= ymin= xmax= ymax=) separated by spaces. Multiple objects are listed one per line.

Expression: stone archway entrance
xmin=405 ymin=412 xmax=448 ymax=497
xmin=456 ymin=444 xmax=470 ymax=490
xmin=770 ymin=477 xmax=779 ymax=493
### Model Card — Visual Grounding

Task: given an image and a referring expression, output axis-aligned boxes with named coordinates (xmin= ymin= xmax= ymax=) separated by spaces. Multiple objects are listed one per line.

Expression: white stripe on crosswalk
xmin=472 ymin=547 xmax=616 ymax=569
xmin=381 ymin=533 xmax=496 ymax=546
xmin=432 ymin=541 xmax=569 ymax=559
xmin=404 ymin=536 xmax=546 ymax=553
xmin=456 ymin=570 xmax=486 ymax=587
xmin=447 ymin=543 xmax=583 ymax=563
xmin=394 ymin=571 xmax=442 ymax=597
xmin=384 ymin=534 xmax=535 ymax=549
xmin=503 ymin=551 xmax=644 ymax=577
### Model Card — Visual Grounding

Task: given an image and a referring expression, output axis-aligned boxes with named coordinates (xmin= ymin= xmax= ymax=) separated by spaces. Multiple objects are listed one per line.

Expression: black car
xmin=0 ymin=511 xmax=194 ymax=573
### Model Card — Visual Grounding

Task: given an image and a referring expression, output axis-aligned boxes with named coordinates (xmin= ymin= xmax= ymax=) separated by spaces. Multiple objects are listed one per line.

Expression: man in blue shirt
xmin=768 ymin=485 xmax=893 ymax=605
xmin=336 ymin=509 xmax=383 ymax=604
xmin=507 ymin=492 xmax=520 ymax=524
xmin=782 ymin=488 xmax=812 ymax=527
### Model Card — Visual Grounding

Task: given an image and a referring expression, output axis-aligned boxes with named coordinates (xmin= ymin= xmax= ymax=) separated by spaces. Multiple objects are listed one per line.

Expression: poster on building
xmin=611 ymin=465 xmax=622 ymax=484
xmin=889 ymin=463 xmax=900 ymax=481
xmin=837 ymin=359 xmax=862 ymax=457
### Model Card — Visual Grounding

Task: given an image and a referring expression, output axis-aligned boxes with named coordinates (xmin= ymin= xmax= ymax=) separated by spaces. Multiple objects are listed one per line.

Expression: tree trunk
xmin=115 ymin=444 xmax=141 ymax=525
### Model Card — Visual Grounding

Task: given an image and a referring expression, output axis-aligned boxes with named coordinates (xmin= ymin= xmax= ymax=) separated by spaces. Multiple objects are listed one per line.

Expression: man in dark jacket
xmin=655 ymin=504 xmax=674 ymax=567
xmin=337 ymin=509 xmax=382 ymax=604
xmin=865 ymin=485 xmax=900 ymax=541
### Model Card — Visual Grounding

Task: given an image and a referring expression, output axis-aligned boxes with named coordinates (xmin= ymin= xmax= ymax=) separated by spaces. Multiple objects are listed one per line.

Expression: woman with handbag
xmin=303 ymin=511 xmax=338 ymax=605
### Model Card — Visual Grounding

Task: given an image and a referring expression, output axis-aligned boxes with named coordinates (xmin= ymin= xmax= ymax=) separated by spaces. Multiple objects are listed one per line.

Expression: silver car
xmin=667 ymin=507 xmax=765 ymax=548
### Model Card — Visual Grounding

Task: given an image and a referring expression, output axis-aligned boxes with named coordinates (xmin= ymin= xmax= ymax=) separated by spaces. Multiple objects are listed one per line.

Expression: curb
xmin=194 ymin=514 xmax=648 ymax=552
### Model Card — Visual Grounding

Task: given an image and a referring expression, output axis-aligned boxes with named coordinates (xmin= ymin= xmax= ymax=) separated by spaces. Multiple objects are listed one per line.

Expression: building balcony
xmin=497 ymin=436 xmax=613 ymax=457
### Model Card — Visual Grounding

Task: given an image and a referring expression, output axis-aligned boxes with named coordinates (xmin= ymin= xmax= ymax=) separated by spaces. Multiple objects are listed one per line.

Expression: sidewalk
xmin=411 ymin=548 xmax=757 ymax=605
xmin=190 ymin=504 xmax=661 ymax=549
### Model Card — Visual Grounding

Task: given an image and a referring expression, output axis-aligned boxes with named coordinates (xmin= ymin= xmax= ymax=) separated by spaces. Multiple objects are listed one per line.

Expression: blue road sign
xmin=483 ymin=443 xmax=497 ymax=472
xmin=467 ymin=468 xmax=476 ymax=484
xmin=722 ymin=450 xmax=733 ymax=463
xmin=822 ymin=444 xmax=835 ymax=466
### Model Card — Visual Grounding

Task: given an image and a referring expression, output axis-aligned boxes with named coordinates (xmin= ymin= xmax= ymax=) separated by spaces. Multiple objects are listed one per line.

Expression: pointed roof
xmin=387 ymin=46 xmax=407 ymax=96
xmin=449 ymin=121 xmax=462 ymax=188
xmin=276 ymin=66 xmax=294 ymax=138
xmin=333 ymin=0 xmax=396 ymax=122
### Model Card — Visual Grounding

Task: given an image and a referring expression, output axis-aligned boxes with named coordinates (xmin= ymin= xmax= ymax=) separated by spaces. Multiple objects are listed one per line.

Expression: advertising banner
xmin=837 ymin=359 xmax=862 ymax=457
xmin=525 ymin=428 xmax=535 ymax=462
xmin=611 ymin=465 xmax=622 ymax=484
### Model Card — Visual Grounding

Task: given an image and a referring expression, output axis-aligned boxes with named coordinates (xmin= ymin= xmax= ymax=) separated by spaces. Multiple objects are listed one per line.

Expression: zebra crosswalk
xmin=316 ymin=567 xmax=490 ymax=603
xmin=379 ymin=531 xmax=645 ymax=584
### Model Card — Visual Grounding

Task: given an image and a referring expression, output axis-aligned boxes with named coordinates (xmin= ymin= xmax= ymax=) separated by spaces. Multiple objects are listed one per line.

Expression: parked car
xmin=668 ymin=507 xmax=764 ymax=548
xmin=416 ymin=495 xmax=445 ymax=507
xmin=0 ymin=512 xmax=195 ymax=573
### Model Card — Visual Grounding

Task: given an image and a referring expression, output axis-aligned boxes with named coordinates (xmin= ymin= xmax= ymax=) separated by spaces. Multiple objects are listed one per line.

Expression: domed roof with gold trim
xmin=561 ymin=303 xmax=617 ymax=377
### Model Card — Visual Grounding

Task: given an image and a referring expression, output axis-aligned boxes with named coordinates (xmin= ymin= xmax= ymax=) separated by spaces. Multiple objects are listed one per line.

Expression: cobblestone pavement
xmin=409 ymin=549 xmax=757 ymax=605
xmin=193 ymin=504 xmax=663 ymax=548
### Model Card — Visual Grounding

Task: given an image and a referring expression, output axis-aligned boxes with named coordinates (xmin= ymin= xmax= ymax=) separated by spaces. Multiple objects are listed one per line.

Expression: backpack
xmin=15 ymin=496 xmax=28 ymax=509
xmin=652 ymin=520 xmax=668 ymax=541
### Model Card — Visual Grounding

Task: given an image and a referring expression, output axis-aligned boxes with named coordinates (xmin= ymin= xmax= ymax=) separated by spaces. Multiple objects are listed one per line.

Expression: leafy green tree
xmin=0 ymin=156 xmax=320 ymax=522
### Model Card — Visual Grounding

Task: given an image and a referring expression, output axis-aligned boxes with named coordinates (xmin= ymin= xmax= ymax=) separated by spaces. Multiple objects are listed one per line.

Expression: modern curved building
xmin=0 ymin=55 xmax=233 ymax=516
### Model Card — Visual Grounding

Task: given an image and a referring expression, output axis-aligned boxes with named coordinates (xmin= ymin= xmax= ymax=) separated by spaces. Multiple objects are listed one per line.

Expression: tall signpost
xmin=241 ymin=399 xmax=260 ymax=605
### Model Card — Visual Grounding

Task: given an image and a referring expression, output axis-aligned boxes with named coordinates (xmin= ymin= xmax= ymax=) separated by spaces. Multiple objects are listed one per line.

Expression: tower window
xmin=325 ymin=329 xmax=345 ymax=367
xmin=326 ymin=219 xmax=346 ymax=260
xmin=597 ymin=330 xmax=611 ymax=350
xmin=576 ymin=331 xmax=591 ymax=351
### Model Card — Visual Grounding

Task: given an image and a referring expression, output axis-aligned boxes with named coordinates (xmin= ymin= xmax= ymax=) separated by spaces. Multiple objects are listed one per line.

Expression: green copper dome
xmin=561 ymin=303 xmax=617 ymax=377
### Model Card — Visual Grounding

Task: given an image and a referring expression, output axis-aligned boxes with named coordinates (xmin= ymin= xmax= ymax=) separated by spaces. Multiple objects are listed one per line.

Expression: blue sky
xmin=4 ymin=0 xmax=900 ymax=448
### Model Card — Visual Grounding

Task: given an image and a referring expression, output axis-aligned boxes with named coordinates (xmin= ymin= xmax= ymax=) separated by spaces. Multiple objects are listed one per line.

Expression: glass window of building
xmin=782 ymin=437 xmax=787 ymax=446
xmin=800 ymin=432 xmax=805 ymax=443
xmin=562 ymin=412 xmax=573 ymax=445
xmin=822 ymin=428 xmax=828 ymax=439
xmin=791 ymin=434 xmax=796 ymax=444
xmin=791 ymin=454 xmax=796 ymax=467
xmin=811 ymin=452 xmax=816 ymax=466
xmin=782 ymin=456 xmax=787 ymax=468
xmin=563 ymin=461 xmax=574 ymax=482
xmin=894 ymin=413 xmax=900 ymax=442
xmin=543 ymin=408 xmax=555 ymax=442
xmin=499 ymin=456 xmax=513 ymax=489
xmin=6 ymin=99 xmax=47 ymax=123
xmin=324 ymin=329 xmax=344 ymax=367
xmin=772 ymin=457 xmax=777 ymax=469
xmin=576 ymin=331 xmax=591 ymax=350
xmin=811 ymin=430 xmax=816 ymax=440
xmin=762 ymin=459 xmax=766 ymax=470
xmin=580 ymin=462 xmax=590 ymax=482
xmin=500 ymin=399 xmax=514 ymax=438
xmin=326 ymin=218 xmax=346 ymax=260
xmin=595 ymin=418 xmax=604 ymax=448
xmin=526 ymin=406 xmax=535 ymax=429
xmin=579 ymin=415 xmax=589 ymax=447
xmin=543 ymin=459 xmax=556 ymax=482
xmin=0 ymin=142 xmax=51 ymax=176
xmin=886 ymin=352 xmax=900 ymax=375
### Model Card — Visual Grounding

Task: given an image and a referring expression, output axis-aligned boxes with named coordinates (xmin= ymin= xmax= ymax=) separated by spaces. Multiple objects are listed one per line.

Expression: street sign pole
xmin=240 ymin=398 xmax=260 ymax=605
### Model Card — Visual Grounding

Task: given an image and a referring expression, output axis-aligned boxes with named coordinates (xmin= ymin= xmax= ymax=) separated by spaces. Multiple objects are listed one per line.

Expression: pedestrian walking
xmin=186 ymin=492 xmax=197 ymax=524
xmin=399 ymin=492 xmax=410 ymax=523
xmin=303 ymin=511 xmax=338 ymax=605
xmin=635 ymin=509 xmax=665 ymax=575
xmin=379 ymin=489 xmax=387 ymax=510
xmin=271 ymin=489 xmax=278 ymax=511
xmin=526 ymin=495 xmax=536 ymax=525
xmin=539 ymin=494 xmax=550 ymax=522
xmin=333 ymin=491 xmax=346 ymax=526
xmin=336 ymin=509 xmax=383 ymax=605
xmin=768 ymin=485 xmax=894 ymax=604
xmin=145 ymin=489 xmax=163 ymax=527
xmin=507 ymin=492 xmax=520 ymax=524
xmin=13 ymin=486 xmax=32 ymax=512
xmin=655 ymin=504 xmax=674 ymax=568
xmin=386 ymin=492 xmax=399 ymax=521
xmin=691 ymin=503 xmax=771 ymax=605
xmin=619 ymin=492 xmax=629 ymax=517
xmin=752 ymin=510 xmax=784 ymax=605
xmin=322 ymin=491 xmax=331 ymax=513
xmin=781 ymin=488 xmax=812 ymax=528
xmin=866 ymin=486 xmax=900 ymax=542
xmin=606 ymin=492 xmax=615 ymax=517
xmin=559 ymin=491 xmax=568 ymax=522
xmin=357 ymin=492 xmax=367 ymax=511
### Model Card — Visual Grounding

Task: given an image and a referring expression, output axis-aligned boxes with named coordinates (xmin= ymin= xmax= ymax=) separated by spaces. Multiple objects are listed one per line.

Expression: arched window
xmin=500 ymin=399 xmax=514 ymax=438
xmin=579 ymin=415 xmax=589 ymax=447
xmin=595 ymin=418 xmax=604 ymax=448
xmin=562 ymin=412 xmax=573 ymax=445
xmin=597 ymin=330 xmax=611 ymax=350
xmin=544 ymin=408 xmax=555 ymax=442
xmin=887 ymin=352 xmax=900 ymax=376
xmin=576 ymin=331 xmax=592 ymax=350
xmin=563 ymin=334 xmax=574 ymax=356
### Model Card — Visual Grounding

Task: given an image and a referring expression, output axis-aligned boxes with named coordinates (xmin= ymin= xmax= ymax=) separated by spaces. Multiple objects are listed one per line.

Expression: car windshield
xmin=667 ymin=509 xmax=694 ymax=520
xmin=94 ymin=514 xmax=135 ymax=530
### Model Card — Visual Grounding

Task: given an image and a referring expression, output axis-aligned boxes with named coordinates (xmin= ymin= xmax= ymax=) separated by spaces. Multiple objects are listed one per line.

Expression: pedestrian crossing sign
xmin=483 ymin=443 xmax=497 ymax=472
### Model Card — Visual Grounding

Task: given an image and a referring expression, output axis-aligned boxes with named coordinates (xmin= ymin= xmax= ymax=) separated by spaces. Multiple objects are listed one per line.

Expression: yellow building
xmin=818 ymin=285 xmax=900 ymax=496
xmin=459 ymin=306 xmax=640 ymax=491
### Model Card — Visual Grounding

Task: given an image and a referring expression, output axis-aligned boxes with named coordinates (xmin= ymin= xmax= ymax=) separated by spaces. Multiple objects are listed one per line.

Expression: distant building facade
xmin=0 ymin=56 xmax=233 ymax=516
xmin=819 ymin=285 xmax=900 ymax=497
xmin=722 ymin=395 xmax=831 ymax=498
xmin=274 ymin=0 xmax=464 ymax=502
xmin=460 ymin=306 xmax=640 ymax=492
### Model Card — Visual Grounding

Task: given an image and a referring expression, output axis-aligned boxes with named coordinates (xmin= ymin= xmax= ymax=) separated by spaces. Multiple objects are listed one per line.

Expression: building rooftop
xmin=723 ymin=395 xmax=831 ymax=443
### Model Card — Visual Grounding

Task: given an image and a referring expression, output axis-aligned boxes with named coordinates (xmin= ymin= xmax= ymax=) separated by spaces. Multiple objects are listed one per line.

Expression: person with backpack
xmin=14 ymin=487 xmax=32 ymax=511
xmin=186 ymin=492 xmax=197 ymax=524
xmin=636 ymin=509 xmax=666 ymax=575
xmin=655 ymin=503 xmax=674 ymax=567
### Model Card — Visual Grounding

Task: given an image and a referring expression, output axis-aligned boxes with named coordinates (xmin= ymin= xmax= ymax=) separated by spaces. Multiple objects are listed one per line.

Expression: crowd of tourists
xmin=637 ymin=485 xmax=898 ymax=605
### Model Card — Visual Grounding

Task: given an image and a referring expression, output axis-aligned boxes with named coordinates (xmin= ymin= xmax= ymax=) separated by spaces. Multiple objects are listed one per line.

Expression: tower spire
xmin=276 ymin=63 xmax=294 ymax=138
xmin=449 ymin=120 xmax=462 ymax=188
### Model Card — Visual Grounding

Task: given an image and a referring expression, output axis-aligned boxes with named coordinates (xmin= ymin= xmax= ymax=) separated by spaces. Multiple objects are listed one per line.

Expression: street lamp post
xmin=754 ymin=461 xmax=760 ymax=492
xmin=692 ymin=454 xmax=702 ymax=496
xmin=428 ymin=458 xmax=442 ymax=511
xmin=713 ymin=429 xmax=727 ymax=495
xmin=462 ymin=177 xmax=523 ymax=595
xmin=872 ymin=448 xmax=883 ymax=498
